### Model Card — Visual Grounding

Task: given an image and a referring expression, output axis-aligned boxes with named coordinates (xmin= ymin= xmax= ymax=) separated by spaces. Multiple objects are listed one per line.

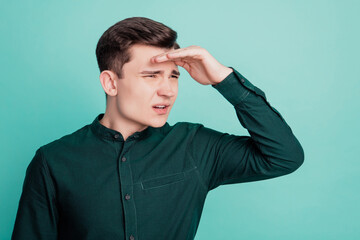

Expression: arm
xmin=12 ymin=148 xmax=59 ymax=240
xmin=189 ymin=67 xmax=304 ymax=190
xmin=152 ymin=45 xmax=304 ymax=191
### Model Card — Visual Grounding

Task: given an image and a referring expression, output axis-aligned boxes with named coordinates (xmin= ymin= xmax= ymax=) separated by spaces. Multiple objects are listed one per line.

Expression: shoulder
xmin=165 ymin=121 xmax=230 ymax=147
xmin=38 ymin=123 xmax=91 ymax=160
xmin=165 ymin=121 xmax=204 ymax=136
xmin=170 ymin=121 xmax=226 ymax=138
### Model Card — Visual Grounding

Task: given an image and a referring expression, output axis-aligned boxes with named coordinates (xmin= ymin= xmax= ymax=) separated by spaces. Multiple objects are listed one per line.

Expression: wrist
xmin=211 ymin=67 xmax=234 ymax=86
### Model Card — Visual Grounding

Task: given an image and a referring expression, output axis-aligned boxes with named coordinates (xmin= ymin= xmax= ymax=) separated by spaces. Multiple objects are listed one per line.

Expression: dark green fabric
xmin=12 ymin=67 xmax=304 ymax=240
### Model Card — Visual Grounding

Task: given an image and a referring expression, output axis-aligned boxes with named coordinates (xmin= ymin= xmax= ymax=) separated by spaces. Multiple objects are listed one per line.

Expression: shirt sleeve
xmin=12 ymin=148 xmax=59 ymax=240
xmin=188 ymin=66 xmax=304 ymax=191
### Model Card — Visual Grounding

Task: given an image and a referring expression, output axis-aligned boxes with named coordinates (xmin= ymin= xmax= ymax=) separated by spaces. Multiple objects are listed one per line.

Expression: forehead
xmin=130 ymin=43 xmax=173 ymax=56
xmin=128 ymin=44 xmax=177 ymax=69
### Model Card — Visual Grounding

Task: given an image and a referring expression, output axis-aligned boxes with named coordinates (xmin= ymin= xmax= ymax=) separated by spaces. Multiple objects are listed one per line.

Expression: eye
xmin=145 ymin=75 xmax=157 ymax=78
xmin=171 ymin=75 xmax=179 ymax=79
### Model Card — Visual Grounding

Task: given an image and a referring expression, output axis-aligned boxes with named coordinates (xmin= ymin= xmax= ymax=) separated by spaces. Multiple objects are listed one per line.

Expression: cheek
xmin=117 ymin=85 xmax=151 ymax=110
xmin=173 ymin=82 xmax=179 ymax=96
xmin=118 ymin=81 xmax=144 ymax=101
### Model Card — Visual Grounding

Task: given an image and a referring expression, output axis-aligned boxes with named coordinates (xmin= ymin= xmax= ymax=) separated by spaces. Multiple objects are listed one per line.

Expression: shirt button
xmin=114 ymin=134 xmax=120 ymax=139
xmin=134 ymin=134 xmax=139 ymax=138
xmin=125 ymin=194 xmax=131 ymax=200
xmin=129 ymin=235 xmax=135 ymax=240
xmin=121 ymin=157 xmax=127 ymax=162
xmin=240 ymin=78 xmax=245 ymax=83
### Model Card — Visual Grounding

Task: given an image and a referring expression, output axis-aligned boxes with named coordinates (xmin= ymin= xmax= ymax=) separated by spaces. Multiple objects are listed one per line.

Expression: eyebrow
xmin=139 ymin=70 xmax=180 ymax=76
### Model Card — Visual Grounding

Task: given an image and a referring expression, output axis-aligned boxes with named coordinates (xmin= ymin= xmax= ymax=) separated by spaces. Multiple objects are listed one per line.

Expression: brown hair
xmin=95 ymin=17 xmax=180 ymax=101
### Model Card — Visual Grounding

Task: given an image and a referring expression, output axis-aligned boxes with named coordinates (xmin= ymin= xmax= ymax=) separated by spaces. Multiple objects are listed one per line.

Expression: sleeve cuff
xmin=211 ymin=66 xmax=257 ymax=106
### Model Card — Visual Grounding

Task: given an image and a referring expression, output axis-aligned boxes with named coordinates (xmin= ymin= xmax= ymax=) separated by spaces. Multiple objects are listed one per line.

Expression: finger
xmin=153 ymin=47 xmax=200 ymax=63
xmin=174 ymin=59 xmax=185 ymax=67
xmin=174 ymin=60 xmax=190 ymax=72
xmin=151 ymin=53 xmax=173 ymax=63
xmin=167 ymin=46 xmax=202 ymax=60
xmin=151 ymin=48 xmax=183 ymax=63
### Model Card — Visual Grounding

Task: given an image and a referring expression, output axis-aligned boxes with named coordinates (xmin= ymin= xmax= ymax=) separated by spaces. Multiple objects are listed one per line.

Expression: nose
xmin=157 ymin=77 xmax=177 ymax=97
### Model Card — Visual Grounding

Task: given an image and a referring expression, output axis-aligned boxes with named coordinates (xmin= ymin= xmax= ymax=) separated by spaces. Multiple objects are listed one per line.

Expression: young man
xmin=12 ymin=17 xmax=304 ymax=240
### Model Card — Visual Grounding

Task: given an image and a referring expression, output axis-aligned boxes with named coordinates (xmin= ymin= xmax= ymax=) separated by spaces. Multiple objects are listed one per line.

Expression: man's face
xmin=113 ymin=43 xmax=179 ymax=130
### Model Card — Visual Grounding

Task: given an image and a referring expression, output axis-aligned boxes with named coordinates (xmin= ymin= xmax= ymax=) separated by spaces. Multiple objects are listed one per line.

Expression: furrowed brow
xmin=139 ymin=70 xmax=162 ymax=74
xmin=139 ymin=70 xmax=180 ymax=76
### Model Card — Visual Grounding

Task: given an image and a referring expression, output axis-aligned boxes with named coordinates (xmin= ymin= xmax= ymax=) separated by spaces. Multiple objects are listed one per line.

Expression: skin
xmin=99 ymin=43 xmax=233 ymax=141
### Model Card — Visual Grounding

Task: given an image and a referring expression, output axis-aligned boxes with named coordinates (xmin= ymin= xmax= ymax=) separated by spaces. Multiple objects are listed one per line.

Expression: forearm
xmin=212 ymin=67 xmax=304 ymax=176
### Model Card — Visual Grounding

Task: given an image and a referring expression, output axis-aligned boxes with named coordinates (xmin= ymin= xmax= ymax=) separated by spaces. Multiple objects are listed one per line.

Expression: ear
xmin=99 ymin=70 xmax=118 ymax=97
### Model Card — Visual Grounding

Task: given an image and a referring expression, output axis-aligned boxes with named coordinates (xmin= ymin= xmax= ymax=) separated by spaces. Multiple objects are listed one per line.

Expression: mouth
xmin=152 ymin=104 xmax=170 ymax=115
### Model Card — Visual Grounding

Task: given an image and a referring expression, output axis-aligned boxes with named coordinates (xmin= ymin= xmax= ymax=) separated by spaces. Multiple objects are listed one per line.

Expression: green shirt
xmin=12 ymin=67 xmax=304 ymax=240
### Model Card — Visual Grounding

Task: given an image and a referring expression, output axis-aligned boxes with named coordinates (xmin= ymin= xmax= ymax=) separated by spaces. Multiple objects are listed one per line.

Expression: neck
xmin=99 ymin=108 xmax=148 ymax=141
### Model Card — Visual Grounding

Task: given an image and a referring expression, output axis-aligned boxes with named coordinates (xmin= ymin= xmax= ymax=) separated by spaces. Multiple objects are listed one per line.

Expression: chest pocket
xmin=141 ymin=172 xmax=185 ymax=190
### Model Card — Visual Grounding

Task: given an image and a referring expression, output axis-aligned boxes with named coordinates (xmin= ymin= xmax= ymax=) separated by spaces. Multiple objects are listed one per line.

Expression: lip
xmin=152 ymin=105 xmax=169 ymax=115
xmin=152 ymin=103 xmax=170 ymax=107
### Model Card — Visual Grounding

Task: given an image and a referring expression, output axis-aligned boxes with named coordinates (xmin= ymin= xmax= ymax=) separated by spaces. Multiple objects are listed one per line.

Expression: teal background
xmin=1 ymin=0 xmax=359 ymax=239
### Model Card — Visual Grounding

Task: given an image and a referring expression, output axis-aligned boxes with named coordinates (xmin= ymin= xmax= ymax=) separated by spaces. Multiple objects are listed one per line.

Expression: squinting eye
xmin=145 ymin=75 xmax=156 ymax=78
xmin=172 ymin=75 xmax=179 ymax=79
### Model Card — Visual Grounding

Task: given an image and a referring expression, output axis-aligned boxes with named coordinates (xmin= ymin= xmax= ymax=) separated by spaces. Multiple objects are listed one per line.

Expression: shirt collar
xmin=90 ymin=113 xmax=165 ymax=142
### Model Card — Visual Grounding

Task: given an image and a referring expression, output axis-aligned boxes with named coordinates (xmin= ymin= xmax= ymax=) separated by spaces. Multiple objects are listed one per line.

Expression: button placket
xmin=118 ymin=143 xmax=137 ymax=239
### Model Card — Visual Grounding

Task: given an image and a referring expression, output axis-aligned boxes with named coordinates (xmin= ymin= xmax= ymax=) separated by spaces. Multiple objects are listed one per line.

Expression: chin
xmin=148 ymin=119 xmax=167 ymax=128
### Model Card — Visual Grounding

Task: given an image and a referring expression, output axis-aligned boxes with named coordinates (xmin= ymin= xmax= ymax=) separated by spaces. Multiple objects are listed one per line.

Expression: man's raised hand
xmin=151 ymin=45 xmax=233 ymax=86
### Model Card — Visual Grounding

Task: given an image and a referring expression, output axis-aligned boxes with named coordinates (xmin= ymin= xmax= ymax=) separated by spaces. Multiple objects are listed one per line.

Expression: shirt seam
xmin=238 ymin=90 xmax=250 ymax=103
xmin=186 ymin=126 xmax=209 ymax=193
xmin=37 ymin=147 xmax=59 ymax=225
xmin=38 ymin=148 xmax=57 ymax=201
xmin=233 ymin=87 xmax=286 ymax=123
